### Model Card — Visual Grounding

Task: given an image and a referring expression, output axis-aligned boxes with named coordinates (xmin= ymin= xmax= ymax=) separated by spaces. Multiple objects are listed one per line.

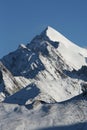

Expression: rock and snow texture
xmin=0 ymin=95 xmax=87 ymax=130
xmin=0 ymin=26 xmax=87 ymax=130
xmin=0 ymin=62 xmax=22 ymax=101
xmin=1 ymin=26 xmax=87 ymax=103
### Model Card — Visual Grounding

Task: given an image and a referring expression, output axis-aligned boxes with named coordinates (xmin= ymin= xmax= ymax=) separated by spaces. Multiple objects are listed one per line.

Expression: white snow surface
xmin=46 ymin=26 xmax=87 ymax=69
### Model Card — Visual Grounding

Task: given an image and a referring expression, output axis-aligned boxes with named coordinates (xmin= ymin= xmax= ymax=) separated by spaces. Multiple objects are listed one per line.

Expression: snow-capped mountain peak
xmin=27 ymin=26 xmax=87 ymax=70
xmin=0 ymin=26 xmax=87 ymax=130
xmin=0 ymin=26 xmax=87 ymax=103
xmin=44 ymin=26 xmax=72 ymax=45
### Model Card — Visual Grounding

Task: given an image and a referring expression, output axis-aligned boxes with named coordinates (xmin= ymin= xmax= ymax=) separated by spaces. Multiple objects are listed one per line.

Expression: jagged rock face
xmin=0 ymin=62 xmax=22 ymax=101
xmin=73 ymin=66 xmax=87 ymax=81
xmin=0 ymin=70 xmax=3 ymax=84
xmin=1 ymin=32 xmax=69 ymax=79
xmin=0 ymin=26 xmax=87 ymax=130
xmin=1 ymin=45 xmax=46 ymax=79
xmin=78 ymin=66 xmax=87 ymax=77
xmin=0 ymin=26 xmax=87 ymax=103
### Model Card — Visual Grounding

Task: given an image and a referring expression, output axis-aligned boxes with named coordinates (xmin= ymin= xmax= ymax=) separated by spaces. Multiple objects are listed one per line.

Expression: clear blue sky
xmin=0 ymin=0 xmax=87 ymax=58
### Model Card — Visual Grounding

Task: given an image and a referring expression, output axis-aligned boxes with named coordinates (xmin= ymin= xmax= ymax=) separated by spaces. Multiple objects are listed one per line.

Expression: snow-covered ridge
xmin=45 ymin=26 xmax=86 ymax=51
xmin=0 ymin=26 xmax=87 ymax=130
xmin=46 ymin=26 xmax=74 ymax=45
xmin=45 ymin=26 xmax=87 ymax=55
xmin=0 ymin=26 xmax=87 ymax=104
xmin=27 ymin=26 xmax=87 ymax=70
xmin=44 ymin=26 xmax=87 ymax=69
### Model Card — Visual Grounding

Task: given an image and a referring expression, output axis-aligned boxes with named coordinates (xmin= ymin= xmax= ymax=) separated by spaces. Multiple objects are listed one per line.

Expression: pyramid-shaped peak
xmin=45 ymin=26 xmax=59 ymax=33
xmin=43 ymin=26 xmax=59 ymax=36
xmin=43 ymin=26 xmax=72 ymax=44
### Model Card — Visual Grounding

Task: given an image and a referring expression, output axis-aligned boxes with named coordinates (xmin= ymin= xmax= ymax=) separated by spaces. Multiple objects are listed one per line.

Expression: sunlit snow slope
xmin=45 ymin=26 xmax=87 ymax=69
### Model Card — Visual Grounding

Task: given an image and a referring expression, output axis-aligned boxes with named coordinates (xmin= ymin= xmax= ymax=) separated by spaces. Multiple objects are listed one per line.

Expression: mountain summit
xmin=0 ymin=26 xmax=87 ymax=103
xmin=45 ymin=26 xmax=87 ymax=69
xmin=0 ymin=26 xmax=87 ymax=130
xmin=27 ymin=26 xmax=87 ymax=70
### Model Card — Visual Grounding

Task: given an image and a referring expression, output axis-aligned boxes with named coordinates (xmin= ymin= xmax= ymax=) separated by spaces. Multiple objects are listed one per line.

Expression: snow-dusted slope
xmin=0 ymin=95 xmax=87 ymax=130
xmin=0 ymin=62 xmax=23 ymax=101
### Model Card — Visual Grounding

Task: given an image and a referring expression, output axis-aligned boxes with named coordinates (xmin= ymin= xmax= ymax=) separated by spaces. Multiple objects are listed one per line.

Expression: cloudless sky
xmin=0 ymin=0 xmax=87 ymax=58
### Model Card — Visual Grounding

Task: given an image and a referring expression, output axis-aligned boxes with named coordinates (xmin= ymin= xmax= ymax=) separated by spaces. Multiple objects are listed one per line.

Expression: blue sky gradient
xmin=0 ymin=0 xmax=87 ymax=58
